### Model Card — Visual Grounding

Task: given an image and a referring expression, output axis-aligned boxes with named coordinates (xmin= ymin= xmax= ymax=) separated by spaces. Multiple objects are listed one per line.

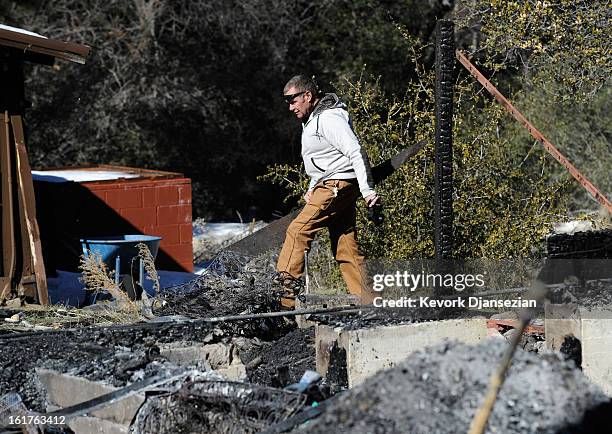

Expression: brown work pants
xmin=277 ymin=179 xmax=372 ymax=303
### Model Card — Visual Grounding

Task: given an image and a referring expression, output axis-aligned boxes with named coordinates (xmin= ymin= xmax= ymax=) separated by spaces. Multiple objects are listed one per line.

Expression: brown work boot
xmin=272 ymin=271 xmax=304 ymax=295
xmin=280 ymin=296 xmax=296 ymax=309
xmin=272 ymin=272 xmax=303 ymax=310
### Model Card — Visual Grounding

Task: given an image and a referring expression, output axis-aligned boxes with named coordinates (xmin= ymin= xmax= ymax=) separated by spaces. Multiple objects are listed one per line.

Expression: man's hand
xmin=365 ymin=193 xmax=383 ymax=225
xmin=304 ymin=190 xmax=313 ymax=204
xmin=364 ymin=193 xmax=380 ymax=208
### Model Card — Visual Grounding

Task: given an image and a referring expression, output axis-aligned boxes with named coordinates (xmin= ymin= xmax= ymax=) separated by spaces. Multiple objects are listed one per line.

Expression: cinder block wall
xmin=85 ymin=178 xmax=193 ymax=272
xmin=35 ymin=169 xmax=194 ymax=273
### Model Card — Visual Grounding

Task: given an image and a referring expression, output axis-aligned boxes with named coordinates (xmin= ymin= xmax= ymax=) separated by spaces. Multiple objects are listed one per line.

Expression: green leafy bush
xmin=456 ymin=0 xmax=611 ymax=102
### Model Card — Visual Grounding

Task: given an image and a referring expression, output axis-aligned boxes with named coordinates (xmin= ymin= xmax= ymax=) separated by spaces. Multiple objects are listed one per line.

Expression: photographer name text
xmin=372 ymin=296 xmax=536 ymax=309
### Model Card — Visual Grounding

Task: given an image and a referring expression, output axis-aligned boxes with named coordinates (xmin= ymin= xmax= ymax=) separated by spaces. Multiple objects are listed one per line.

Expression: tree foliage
xmin=13 ymin=0 xmax=306 ymax=219
xmin=2 ymin=0 xmax=450 ymax=220
xmin=454 ymin=0 xmax=611 ymax=210
xmin=266 ymin=1 xmax=611 ymax=260
xmin=1 ymin=0 xmax=608 ymax=260
xmin=456 ymin=0 xmax=611 ymax=101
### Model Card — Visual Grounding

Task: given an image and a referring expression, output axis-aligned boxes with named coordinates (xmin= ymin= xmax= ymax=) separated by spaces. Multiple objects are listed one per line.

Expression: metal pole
xmin=456 ymin=50 xmax=612 ymax=213
xmin=115 ymin=256 xmax=120 ymax=286
xmin=304 ymin=249 xmax=310 ymax=295
xmin=139 ymin=257 xmax=144 ymax=289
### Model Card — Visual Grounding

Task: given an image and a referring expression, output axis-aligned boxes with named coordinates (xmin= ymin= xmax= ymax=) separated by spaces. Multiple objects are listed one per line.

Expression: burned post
xmin=434 ymin=20 xmax=455 ymax=261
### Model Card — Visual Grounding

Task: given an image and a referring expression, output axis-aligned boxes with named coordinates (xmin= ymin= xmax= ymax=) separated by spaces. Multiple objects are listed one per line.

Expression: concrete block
xmin=160 ymin=342 xmax=231 ymax=368
xmin=544 ymin=302 xmax=582 ymax=351
xmin=159 ymin=342 xmax=246 ymax=381
xmin=36 ymin=368 xmax=144 ymax=426
xmin=316 ymin=318 xmax=488 ymax=388
xmin=68 ymin=416 xmax=129 ymax=434
xmin=581 ymin=316 xmax=612 ymax=396
xmin=545 ymin=303 xmax=612 ymax=396
xmin=216 ymin=363 xmax=247 ymax=382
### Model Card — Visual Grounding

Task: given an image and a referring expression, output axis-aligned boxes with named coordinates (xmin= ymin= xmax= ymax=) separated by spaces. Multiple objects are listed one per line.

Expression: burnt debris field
xmin=1 ymin=249 xmax=612 ymax=433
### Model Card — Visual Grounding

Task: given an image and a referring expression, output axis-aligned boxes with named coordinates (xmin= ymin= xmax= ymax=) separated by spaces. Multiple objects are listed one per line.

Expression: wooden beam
xmin=0 ymin=113 xmax=15 ymax=302
xmin=11 ymin=115 xmax=48 ymax=305
xmin=456 ymin=50 xmax=612 ymax=213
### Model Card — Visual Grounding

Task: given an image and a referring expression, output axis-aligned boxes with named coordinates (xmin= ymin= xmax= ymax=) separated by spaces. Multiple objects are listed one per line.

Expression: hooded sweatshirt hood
xmin=306 ymin=93 xmax=346 ymax=123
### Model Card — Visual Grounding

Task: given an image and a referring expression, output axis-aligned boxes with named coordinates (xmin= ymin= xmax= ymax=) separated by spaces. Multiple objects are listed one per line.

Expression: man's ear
xmin=304 ymin=91 xmax=312 ymax=102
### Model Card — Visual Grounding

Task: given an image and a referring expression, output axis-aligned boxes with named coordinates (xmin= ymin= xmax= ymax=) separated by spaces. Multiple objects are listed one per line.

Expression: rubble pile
xmin=132 ymin=378 xmax=306 ymax=434
xmin=0 ymin=251 xmax=302 ymax=413
xmin=2 ymin=246 xmax=610 ymax=433
xmin=241 ymin=328 xmax=316 ymax=388
xmin=0 ymin=314 xmax=305 ymax=412
xmin=155 ymin=251 xmax=281 ymax=318
xmin=295 ymin=340 xmax=611 ymax=434
xmin=547 ymin=278 xmax=612 ymax=310
xmin=153 ymin=251 xmax=294 ymax=337
xmin=499 ymin=326 xmax=545 ymax=354
xmin=0 ymin=321 xmax=217 ymax=411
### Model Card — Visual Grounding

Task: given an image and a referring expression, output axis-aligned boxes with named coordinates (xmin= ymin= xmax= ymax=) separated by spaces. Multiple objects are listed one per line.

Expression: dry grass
xmin=79 ymin=251 xmax=125 ymax=300
xmin=0 ymin=302 xmax=146 ymax=331
xmin=0 ymin=249 xmax=162 ymax=331
xmin=136 ymin=242 xmax=160 ymax=294
xmin=79 ymin=250 xmax=140 ymax=318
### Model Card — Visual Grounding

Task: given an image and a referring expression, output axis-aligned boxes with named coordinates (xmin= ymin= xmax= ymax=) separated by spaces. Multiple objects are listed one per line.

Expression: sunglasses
xmin=283 ymin=91 xmax=306 ymax=104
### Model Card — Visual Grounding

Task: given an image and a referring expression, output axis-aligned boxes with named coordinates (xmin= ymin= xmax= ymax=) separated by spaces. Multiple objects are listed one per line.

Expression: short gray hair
xmin=284 ymin=75 xmax=318 ymax=95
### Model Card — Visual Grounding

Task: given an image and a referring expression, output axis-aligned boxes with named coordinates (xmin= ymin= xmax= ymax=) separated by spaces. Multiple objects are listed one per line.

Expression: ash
xmin=296 ymin=340 xmax=611 ymax=434
xmin=241 ymin=328 xmax=316 ymax=388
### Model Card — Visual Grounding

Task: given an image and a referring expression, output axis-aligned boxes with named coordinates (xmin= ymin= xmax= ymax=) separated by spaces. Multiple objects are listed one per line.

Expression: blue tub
xmin=80 ymin=235 xmax=162 ymax=276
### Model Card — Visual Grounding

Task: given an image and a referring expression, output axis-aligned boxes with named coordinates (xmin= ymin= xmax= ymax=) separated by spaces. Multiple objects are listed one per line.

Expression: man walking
xmin=275 ymin=75 xmax=379 ymax=305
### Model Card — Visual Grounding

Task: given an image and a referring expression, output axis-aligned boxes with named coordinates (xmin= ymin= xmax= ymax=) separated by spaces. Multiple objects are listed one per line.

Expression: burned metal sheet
xmin=225 ymin=210 xmax=300 ymax=256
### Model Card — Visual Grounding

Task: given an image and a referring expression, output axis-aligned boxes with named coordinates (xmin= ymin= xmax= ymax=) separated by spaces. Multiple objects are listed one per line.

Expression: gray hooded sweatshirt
xmin=302 ymin=93 xmax=376 ymax=198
